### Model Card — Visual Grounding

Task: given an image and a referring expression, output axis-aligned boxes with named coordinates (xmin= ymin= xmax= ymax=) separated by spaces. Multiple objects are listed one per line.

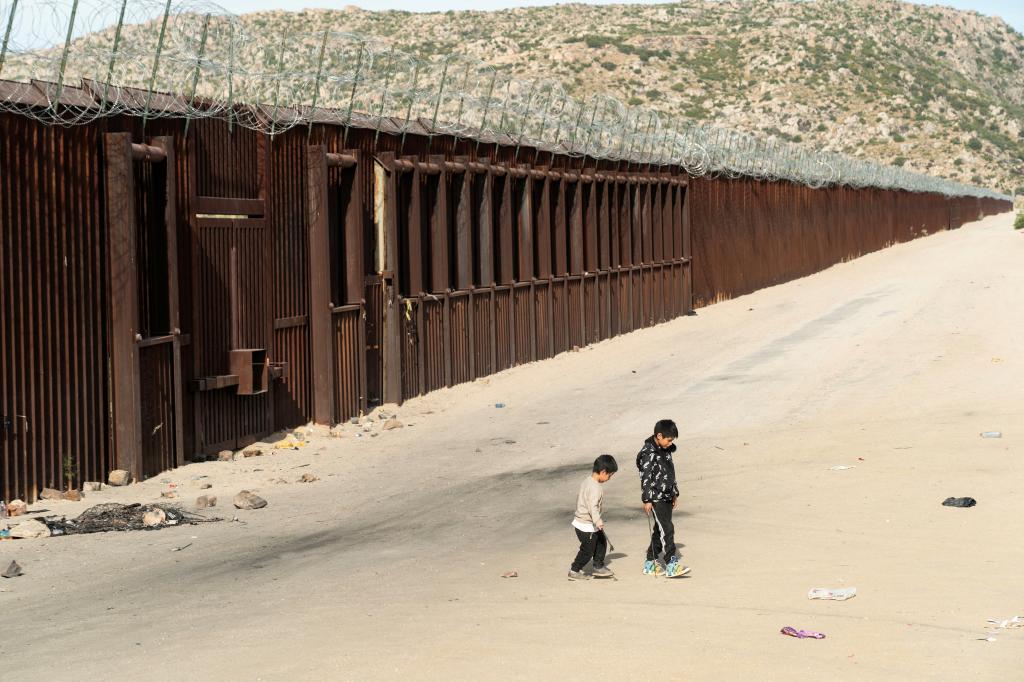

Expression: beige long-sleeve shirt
xmin=572 ymin=476 xmax=604 ymax=532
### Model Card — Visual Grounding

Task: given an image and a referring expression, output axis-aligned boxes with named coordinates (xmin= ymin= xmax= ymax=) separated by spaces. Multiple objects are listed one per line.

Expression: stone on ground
xmin=108 ymin=470 xmax=130 ymax=486
xmin=233 ymin=491 xmax=267 ymax=510
xmin=10 ymin=519 xmax=50 ymax=539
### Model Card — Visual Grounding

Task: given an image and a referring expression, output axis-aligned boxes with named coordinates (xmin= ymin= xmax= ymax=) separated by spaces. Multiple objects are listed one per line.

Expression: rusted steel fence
xmin=0 ymin=106 xmax=1011 ymax=503
xmin=689 ymin=177 xmax=1008 ymax=306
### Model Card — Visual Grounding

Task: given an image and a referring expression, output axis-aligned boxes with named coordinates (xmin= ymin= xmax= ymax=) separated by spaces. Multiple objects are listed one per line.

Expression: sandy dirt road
xmin=2 ymin=212 xmax=1022 ymax=681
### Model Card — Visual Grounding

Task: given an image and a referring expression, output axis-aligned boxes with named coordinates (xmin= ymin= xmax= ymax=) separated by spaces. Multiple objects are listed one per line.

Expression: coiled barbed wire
xmin=0 ymin=0 xmax=1008 ymax=200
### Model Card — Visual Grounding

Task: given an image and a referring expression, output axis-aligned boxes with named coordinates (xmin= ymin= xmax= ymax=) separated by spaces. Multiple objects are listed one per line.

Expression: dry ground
xmin=2 ymin=212 xmax=1022 ymax=681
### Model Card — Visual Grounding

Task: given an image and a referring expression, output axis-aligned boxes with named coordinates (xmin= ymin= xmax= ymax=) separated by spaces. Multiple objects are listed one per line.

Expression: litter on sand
xmin=829 ymin=465 xmax=855 ymax=471
xmin=988 ymin=616 xmax=1024 ymax=629
xmin=942 ymin=497 xmax=977 ymax=508
xmin=780 ymin=627 xmax=826 ymax=639
xmin=41 ymin=503 xmax=220 ymax=535
xmin=808 ymin=587 xmax=857 ymax=600
xmin=980 ymin=431 xmax=1002 ymax=438
xmin=501 ymin=570 xmax=518 ymax=578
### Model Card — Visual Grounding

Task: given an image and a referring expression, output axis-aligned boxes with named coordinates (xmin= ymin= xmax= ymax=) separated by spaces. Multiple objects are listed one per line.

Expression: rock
xmin=2 ymin=560 xmax=23 ymax=578
xmin=191 ymin=480 xmax=212 ymax=489
xmin=6 ymin=499 xmax=27 ymax=517
xmin=160 ymin=491 xmax=178 ymax=499
xmin=217 ymin=449 xmax=234 ymax=462
xmin=142 ymin=509 xmax=166 ymax=527
xmin=242 ymin=448 xmax=262 ymax=458
xmin=108 ymin=470 xmax=130 ymax=486
xmin=195 ymin=495 xmax=217 ymax=509
xmin=298 ymin=473 xmax=319 ymax=483
xmin=62 ymin=490 xmax=82 ymax=502
xmin=39 ymin=487 xmax=63 ymax=500
xmin=82 ymin=482 xmax=102 ymax=492
xmin=382 ymin=418 xmax=403 ymax=431
xmin=233 ymin=491 xmax=267 ymax=510
xmin=10 ymin=519 xmax=50 ymax=539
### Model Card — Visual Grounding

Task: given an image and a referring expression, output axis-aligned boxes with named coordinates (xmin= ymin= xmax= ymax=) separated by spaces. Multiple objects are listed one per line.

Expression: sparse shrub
xmin=893 ymin=156 xmax=907 ymax=167
xmin=967 ymin=137 xmax=983 ymax=151
xmin=1015 ymin=212 xmax=1024 ymax=230
xmin=601 ymin=61 xmax=617 ymax=71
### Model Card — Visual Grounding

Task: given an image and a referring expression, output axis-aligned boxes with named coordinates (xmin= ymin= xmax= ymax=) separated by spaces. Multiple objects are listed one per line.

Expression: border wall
xmin=0 ymin=109 xmax=1010 ymax=503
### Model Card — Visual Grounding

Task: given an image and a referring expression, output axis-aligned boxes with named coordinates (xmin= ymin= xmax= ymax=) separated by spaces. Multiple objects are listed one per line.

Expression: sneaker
xmin=591 ymin=566 xmax=614 ymax=579
xmin=642 ymin=560 xmax=665 ymax=576
xmin=567 ymin=570 xmax=591 ymax=581
xmin=665 ymin=561 xmax=691 ymax=578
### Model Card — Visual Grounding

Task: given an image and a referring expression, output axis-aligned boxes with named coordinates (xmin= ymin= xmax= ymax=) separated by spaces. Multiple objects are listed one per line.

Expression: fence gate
xmin=104 ymin=133 xmax=184 ymax=480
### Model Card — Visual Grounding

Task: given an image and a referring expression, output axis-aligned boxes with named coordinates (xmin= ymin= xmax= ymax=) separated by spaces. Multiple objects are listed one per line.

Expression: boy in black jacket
xmin=637 ymin=419 xmax=691 ymax=578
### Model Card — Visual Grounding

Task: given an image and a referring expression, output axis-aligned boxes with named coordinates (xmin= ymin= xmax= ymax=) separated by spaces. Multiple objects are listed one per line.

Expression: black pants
xmin=647 ymin=501 xmax=678 ymax=563
xmin=571 ymin=528 xmax=608 ymax=572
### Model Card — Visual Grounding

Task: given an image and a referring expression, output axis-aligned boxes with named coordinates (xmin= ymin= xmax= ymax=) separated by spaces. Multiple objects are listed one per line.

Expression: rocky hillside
xmin=250 ymin=0 xmax=1022 ymax=195
xmin=7 ymin=0 xmax=1022 ymax=194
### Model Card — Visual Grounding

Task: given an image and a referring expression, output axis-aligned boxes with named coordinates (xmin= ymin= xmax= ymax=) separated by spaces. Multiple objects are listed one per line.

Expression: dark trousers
xmin=647 ymin=501 xmax=678 ymax=563
xmin=571 ymin=528 xmax=608 ymax=572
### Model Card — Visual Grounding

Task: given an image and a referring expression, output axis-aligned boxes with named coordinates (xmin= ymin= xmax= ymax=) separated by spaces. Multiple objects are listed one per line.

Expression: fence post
xmin=104 ymin=132 xmax=142 ymax=480
xmin=306 ymin=145 xmax=336 ymax=424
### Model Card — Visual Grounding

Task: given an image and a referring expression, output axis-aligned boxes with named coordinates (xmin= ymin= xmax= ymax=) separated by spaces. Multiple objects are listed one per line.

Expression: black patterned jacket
xmin=636 ymin=436 xmax=679 ymax=503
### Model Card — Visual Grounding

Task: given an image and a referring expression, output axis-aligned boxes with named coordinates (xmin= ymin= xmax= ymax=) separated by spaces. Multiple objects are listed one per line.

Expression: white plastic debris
xmin=808 ymin=587 xmax=857 ymax=601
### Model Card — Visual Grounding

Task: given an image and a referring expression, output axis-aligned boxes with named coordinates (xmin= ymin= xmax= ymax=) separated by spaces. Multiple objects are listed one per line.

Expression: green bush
xmin=967 ymin=137 xmax=983 ymax=151
xmin=1015 ymin=212 xmax=1024 ymax=230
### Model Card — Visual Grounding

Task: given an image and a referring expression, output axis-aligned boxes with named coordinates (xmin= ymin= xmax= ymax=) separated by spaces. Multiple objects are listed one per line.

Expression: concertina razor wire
xmin=0 ymin=0 xmax=1009 ymax=200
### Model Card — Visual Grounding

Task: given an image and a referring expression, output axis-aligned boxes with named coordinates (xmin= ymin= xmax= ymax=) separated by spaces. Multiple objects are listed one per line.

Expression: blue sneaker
xmin=665 ymin=561 xmax=691 ymax=578
xmin=642 ymin=560 xmax=665 ymax=576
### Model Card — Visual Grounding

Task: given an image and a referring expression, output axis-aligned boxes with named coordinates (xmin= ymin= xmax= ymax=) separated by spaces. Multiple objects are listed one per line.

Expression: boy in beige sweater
xmin=568 ymin=454 xmax=618 ymax=580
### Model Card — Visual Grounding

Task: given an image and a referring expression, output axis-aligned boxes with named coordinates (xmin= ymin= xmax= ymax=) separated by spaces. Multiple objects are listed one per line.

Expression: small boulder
xmin=217 ymin=449 xmax=234 ymax=462
xmin=190 ymin=480 xmax=212 ymax=489
xmin=142 ymin=509 xmax=166 ymax=527
xmin=195 ymin=495 xmax=217 ymax=509
xmin=298 ymin=473 xmax=319 ymax=483
xmin=160 ymin=491 xmax=178 ymax=499
xmin=10 ymin=519 xmax=50 ymax=539
xmin=39 ymin=487 xmax=63 ymax=501
xmin=233 ymin=491 xmax=267 ymax=510
xmin=6 ymin=499 xmax=27 ymax=517
xmin=242 ymin=448 xmax=262 ymax=458
xmin=2 ymin=560 xmax=23 ymax=578
xmin=382 ymin=418 xmax=403 ymax=431
xmin=62 ymin=490 xmax=82 ymax=502
xmin=108 ymin=470 xmax=130 ymax=486
xmin=82 ymin=482 xmax=103 ymax=492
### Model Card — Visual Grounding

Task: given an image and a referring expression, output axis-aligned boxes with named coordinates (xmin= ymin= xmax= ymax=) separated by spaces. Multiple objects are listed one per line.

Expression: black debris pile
xmin=941 ymin=497 xmax=977 ymax=508
xmin=43 ymin=503 xmax=220 ymax=536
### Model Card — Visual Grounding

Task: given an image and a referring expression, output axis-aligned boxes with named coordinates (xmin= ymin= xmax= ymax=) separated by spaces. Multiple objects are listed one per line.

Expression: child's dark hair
xmin=654 ymin=419 xmax=679 ymax=439
xmin=593 ymin=454 xmax=618 ymax=474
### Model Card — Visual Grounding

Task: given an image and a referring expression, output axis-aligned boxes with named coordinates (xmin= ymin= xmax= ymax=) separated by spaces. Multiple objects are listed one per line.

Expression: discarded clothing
xmin=780 ymin=626 xmax=826 ymax=639
xmin=942 ymin=497 xmax=977 ymax=508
